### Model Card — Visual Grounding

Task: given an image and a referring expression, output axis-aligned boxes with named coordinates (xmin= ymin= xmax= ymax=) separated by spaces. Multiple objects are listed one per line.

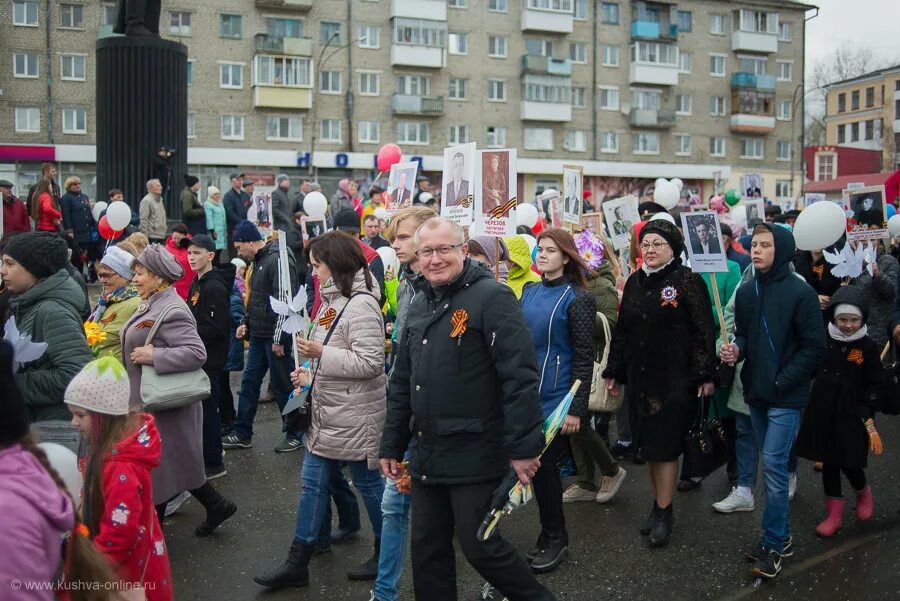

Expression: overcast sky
xmin=804 ymin=0 xmax=900 ymax=76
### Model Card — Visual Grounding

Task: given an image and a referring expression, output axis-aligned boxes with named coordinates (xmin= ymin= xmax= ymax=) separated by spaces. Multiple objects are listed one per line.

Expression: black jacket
xmin=223 ymin=187 xmax=250 ymax=230
xmin=793 ymin=250 xmax=842 ymax=301
xmin=243 ymin=241 xmax=298 ymax=342
xmin=285 ymin=223 xmax=309 ymax=283
xmin=270 ymin=187 xmax=294 ymax=233
xmin=60 ymin=192 xmax=95 ymax=245
xmin=188 ymin=263 xmax=234 ymax=371
xmin=380 ymin=259 xmax=545 ymax=485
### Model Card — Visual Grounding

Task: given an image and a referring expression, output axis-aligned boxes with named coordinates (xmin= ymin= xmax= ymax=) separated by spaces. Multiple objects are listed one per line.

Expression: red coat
xmin=165 ymin=236 xmax=195 ymax=300
xmin=2 ymin=195 xmax=30 ymax=234
xmin=91 ymin=414 xmax=173 ymax=601
xmin=35 ymin=192 xmax=62 ymax=233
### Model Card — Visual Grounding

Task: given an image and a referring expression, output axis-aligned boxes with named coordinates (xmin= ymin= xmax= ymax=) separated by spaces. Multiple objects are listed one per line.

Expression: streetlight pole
xmin=790 ymin=82 xmax=804 ymax=204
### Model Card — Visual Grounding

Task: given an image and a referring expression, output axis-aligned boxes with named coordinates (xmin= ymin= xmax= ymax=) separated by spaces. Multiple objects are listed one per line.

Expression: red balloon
xmin=98 ymin=215 xmax=119 ymax=240
xmin=376 ymin=143 xmax=402 ymax=172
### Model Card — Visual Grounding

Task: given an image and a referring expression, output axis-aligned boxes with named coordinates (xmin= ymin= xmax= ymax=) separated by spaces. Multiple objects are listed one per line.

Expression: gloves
xmin=865 ymin=418 xmax=883 ymax=456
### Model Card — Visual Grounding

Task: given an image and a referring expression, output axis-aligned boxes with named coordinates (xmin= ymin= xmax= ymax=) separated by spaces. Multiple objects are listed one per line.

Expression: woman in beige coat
xmin=255 ymin=231 xmax=386 ymax=591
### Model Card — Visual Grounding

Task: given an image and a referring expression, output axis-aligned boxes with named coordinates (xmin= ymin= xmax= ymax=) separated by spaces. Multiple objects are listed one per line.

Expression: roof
xmin=823 ymin=64 xmax=900 ymax=90
xmin=803 ymin=172 xmax=893 ymax=193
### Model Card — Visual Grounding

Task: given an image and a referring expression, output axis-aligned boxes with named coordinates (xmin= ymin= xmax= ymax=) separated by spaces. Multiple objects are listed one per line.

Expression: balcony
xmin=521 ymin=55 xmax=573 ymax=76
xmin=629 ymin=108 xmax=676 ymax=129
xmin=730 ymin=72 xmax=776 ymax=91
xmin=390 ymin=44 xmax=445 ymax=68
xmin=631 ymin=20 xmax=679 ymax=40
xmin=521 ymin=7 xmax=574 ymax=33
xmin=253 ymin=86 xmax=313 ymax=110
xmin=391 ymin=0 xmax=447 ymax=21
xmin=255 ymin=34 xmax=313 ymax=57
xmin=732 ymin=30 xmax=778 ymax=53
xmin=255 ymin=0 xmax=313 ymax=10
xmin=629 ymin=63 xmax=679 ymax=86
xmin=521 ymin=101 xmax=572 ymax=122
xmin=391 ymin=95 xmax=444 ymax=116
xmin=730 ymin=114 xmax=776 ymax=134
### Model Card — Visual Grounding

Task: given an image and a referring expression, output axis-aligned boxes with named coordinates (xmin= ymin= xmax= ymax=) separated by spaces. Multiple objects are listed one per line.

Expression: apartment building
xmin=1 ymin=0 xmax=812 ymax=205
xmin=823 ymin=64 xmax=900 ymax=172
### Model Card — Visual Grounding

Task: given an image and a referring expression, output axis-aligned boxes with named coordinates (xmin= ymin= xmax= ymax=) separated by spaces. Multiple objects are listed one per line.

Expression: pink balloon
xmin=377 ymin=144 xmax=402 ymax=172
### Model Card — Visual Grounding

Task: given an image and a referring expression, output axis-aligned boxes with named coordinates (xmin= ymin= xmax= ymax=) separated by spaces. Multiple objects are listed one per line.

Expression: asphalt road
xmin=164 ymin=384 xmax=900 ymax=601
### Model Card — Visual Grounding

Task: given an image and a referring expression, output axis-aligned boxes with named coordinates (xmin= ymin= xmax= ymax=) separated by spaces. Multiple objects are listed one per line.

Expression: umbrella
xmin=476 ymin=380 xmax=581 ymax=542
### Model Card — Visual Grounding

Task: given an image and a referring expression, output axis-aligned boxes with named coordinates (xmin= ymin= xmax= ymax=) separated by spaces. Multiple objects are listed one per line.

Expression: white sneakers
xmin=788 ymin=472 xmax=797 ymax=501
xmin=562 ymin=466 xmax=628 ymax=504
xmin=712 ymin=487 xmax=755 ymax=513
xmin=562 ymin=484 xmax=596 ymax=503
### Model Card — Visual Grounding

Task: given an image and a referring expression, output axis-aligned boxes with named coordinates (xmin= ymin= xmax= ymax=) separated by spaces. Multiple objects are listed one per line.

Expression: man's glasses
xmin=415 ymin=244 xmax=463 ymax=259
xmin=639 ymin=241 xmax=669 ymax=251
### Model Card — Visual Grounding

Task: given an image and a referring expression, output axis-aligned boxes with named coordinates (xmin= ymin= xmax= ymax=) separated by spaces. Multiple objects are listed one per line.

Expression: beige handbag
xmin=589 ymin=311 xmax=623 ymax=412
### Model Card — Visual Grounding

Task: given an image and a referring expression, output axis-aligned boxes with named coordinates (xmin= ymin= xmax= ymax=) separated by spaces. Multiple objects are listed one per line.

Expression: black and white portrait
xmin=847 ymin=185 xmax=888 ymax=241
xmin=562 ymin=165 xmax=584 ymax=226
xmin=681 ymin=211 xmax=728 ymax=273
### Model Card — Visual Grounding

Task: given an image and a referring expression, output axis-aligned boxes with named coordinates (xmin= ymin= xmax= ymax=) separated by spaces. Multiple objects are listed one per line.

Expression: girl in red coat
xmin=66 ymin=356 xmax=173 ymax=601
xmin=31 ymin=178 xmax=63 ymax=233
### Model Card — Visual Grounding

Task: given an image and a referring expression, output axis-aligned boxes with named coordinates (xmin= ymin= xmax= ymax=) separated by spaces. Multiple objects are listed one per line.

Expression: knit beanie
xmin=100 ymin=245 xmax=135 ymax=280
xmin=639 ymin=218 xmax=684 ymax=256
xmin=64 ymin=356 xmax=131 ymax=416
xmin=207 ymin=185 xmax=220 ymax=198
xmin=232 ymin=220 xmax=263 ymax=242
xmin=3 ymin=232 xmax=68 ymax=279
xmin=0 ymin=340 xmax=29 ymax=445
xmin=826 ymin=284 xmax=869 ymax=323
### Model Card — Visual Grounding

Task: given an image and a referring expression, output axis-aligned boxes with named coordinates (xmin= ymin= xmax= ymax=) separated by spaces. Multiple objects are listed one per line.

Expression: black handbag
xmin=681 ymin=396 xmax=729 ymax=479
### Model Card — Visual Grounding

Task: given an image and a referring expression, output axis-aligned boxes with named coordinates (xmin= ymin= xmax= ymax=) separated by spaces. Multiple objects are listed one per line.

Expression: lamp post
xmin=790 ymin=82 xmax=804 ymax=204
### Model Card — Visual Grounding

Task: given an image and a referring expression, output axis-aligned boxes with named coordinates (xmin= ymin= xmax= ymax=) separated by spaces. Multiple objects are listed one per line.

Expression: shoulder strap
xmin=145 ymin=304 xmax=189 ymax=345
xmin=310 ymin=292 xmax=367 ymax=389
xmin=597 ymin=311 xmax=612 ymax=363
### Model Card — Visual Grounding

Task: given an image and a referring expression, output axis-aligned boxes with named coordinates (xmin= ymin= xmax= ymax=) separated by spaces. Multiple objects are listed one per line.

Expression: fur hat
xmin=64 ymin=357 xmax=131 ymax=416
xmin=639 ymin=218 xmax=684 ymax=256
xmin=3 ymin=232 xmax=68 ymax=280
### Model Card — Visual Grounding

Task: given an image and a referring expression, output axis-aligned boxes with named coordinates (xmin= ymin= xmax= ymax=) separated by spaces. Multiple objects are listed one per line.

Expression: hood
xmin=424 ymin=258 xmax=493 ymax=301
xmin=320 ymin=268 xmax=381 ymax=303
xmin=592 ymin=261 xmax=616 ymax=286
xmin=200 ymin=262 xmax=236 ymax=289
xmin=12 ymin=268 xmax=88 ymax=316
xmin=254 ymin=240 xmax=280 ymax=264
xmin=355 ymin=238 xmax=379 ymax=265
xmin=755 ymin=223 xmax=795 ymax=283
xmin=165 ymin=235 xmax=190 ymax=257
xmin=826 ymin=284 xmax=869 ymax=324
xmin=106 ymin=414 xmax=162 ymax=470
xmin=0 ymin=444 xmax=74 ymax=532
xmin=504 ymin=235 xmax=533 ymax=272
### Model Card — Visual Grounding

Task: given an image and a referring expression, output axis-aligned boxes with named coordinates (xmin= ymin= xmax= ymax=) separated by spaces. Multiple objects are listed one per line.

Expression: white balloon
xmin=376 ymin=246 xmax=400 ymax=275
xmin=793 ymin=201 xmax=848 ymax=251
xmin=519 ymin=233 xmax=537 ymax=254
xmin=91 ymin=201 xmax=108 ymax=223
xmin=671 ymin=178 xmax=684 ymax=192
xmin=649 ymin=212 xmax=676 ymax=225
xmin=655 ymin=178 xmax=668 ymax=187
xmin=889 ymin=214 xmax=900 ymax=238
xmin=373 ymin=207 xmax=387 ymax=220
xmin=654 ymin=181 xmax=680 ymax=210
xmin=304 ymin=191 xmax=327 ymax=218
xmin=731 ymin=205 xmax=748 ymax=230
xmin=105 ymin=201 xmax=132 ymax=231
xmin=38 ymin=442 xmax=82 ymax=503
xmin=516 ymin=203 xmax=539 ymax=227
xmin=540 ymin=188 xmax=559 ymax=201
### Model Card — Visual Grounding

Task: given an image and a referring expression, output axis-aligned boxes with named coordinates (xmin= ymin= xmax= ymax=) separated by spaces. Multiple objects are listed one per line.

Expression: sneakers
xmin=713 ymin=488 xmax=755 ymax=513
xmin=788 ymin=472 xmax=797 ymax=501
xmin=744 ymin=537 xmax=793 ymax=562
xmin=750 ymin=549 xmax=782 ymax=579
xmin=596 ymin=467 xmax=627 ymax=503
xmin=274 ymin=436 xmax=303 ymax=453
xmin=205 ymin=464 xmax=228 ymax=481
xmin=222 ymin=433 xmax=252 ymax=449
xmin=164 ymin=491 xmax=191 ymax=517
xmin=479 ymin=583 xmax=508 ymax=601
xmin=563 ymin=484 xmax=596 ymax=503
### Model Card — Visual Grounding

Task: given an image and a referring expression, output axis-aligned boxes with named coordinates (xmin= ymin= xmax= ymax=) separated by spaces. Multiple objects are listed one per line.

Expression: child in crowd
xmin=66 ymin=356 xmax=173 ymax=600
xmin=796 ymin=286 xmax=884 ymax=538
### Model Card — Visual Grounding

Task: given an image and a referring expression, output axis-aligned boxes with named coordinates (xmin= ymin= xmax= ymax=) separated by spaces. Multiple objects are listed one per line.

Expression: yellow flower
xmin=84 ymin=322 xmax=108 ymax=347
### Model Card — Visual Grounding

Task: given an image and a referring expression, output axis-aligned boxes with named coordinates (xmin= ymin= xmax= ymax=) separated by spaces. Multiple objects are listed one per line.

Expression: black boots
xmin=254 ymin=540 xmax=314 ymax=589
xmin=347 ymin=537 xmax=380 ymax=580
xmin=192 ymin=483 xmax=237 ymax=537
xmin=648 ymin=503 xmax=674 ymax=548
xmin=640 ymin=501 xmax=658 ymax=536
xmin=530 ymin=531 xmax=568 ymax=574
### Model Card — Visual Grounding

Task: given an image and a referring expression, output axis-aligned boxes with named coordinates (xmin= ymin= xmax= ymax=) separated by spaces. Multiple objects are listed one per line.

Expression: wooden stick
xmin=709 ymin=273 xmax=729 ymax=343
xmin=370 ymin=171 xmax=384 ymax=188
xmin=598 ymin=230 xmax=622 ymax=279
xmin=494 ymin=238 xmax=501 ymax=280
xmin=881 ymin=341 xmax=891 ymax=362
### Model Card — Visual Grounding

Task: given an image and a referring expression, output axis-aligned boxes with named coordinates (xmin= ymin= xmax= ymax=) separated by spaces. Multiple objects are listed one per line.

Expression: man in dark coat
xmin=1 ymin=180 xmax=30 ymax=235
xmin=722 ymin=223 xmax=826 ymax=580
xmin=223 ymin=172 xmax=250 ymax=259
xmin=181 ymin=175 xmax=206 ymax=236
xmin=26 ymin=162 xmax=60 ymax=217
xmin=380 ymin=217 xmax=554 ymax=601
xmin=271 ymin=174 xmax=295 ymax=233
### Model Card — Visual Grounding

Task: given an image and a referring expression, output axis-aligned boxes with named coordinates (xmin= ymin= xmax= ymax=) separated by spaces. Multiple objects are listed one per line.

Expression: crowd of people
xmin=1 ymin=163 xmax=899 ymax=601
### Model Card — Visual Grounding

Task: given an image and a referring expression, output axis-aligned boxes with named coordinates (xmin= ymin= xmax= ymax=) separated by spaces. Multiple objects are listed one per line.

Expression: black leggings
xmin=822 ymin=464 xmax=867 ymax=498
xmin=155 ymin=481 xmax=224 ymax=524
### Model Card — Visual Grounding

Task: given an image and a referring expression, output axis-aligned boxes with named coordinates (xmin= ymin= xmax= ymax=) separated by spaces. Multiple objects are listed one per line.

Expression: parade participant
xmin=139 ymin=179 xmax=168 ymax=244
xmin=26 ymin=162 xmax=61 ymax=217
xmin=219 ymin=258 xmax=247 ymax=433
xmin=466 ymin=235 xmax=509 ymax=285
xmin=204 ymin=186 xmax=228 ymax=263
xmin=255 ymin=232 xmax=386 ymax=590
xmin=31 ymin=179 xmax=62 ymax=233
xmin=165 ymin=224 xmax=195 ymax=300
xmin=363 ymin=214 xmax=390 ymax=250
xmin=1 ymin=179 xmax=30 ymax=235
xmin=852 ymin=251 xmax=898 ymax=350
xmin=89 ymin=245 xmax=142 ymax=360
xmin=721 ymin=223 xmax=826 ymax=579
xmin=1 ymin=232 xmax=91 ymax=452
xmin=380 ymin=217 xmax=554 ymax=601
xmin=603 ymin=219 xmax=716 ymax=548
xmin=105 ymin=188 xmax=140 ymax=237
xmin=793 ymin=247 xmax=842 ymax=312
xmin=60 ymin=176 xmax=96 ymax=276
xmin=285 ymin=211 xmax=309 ymax=283
xmin=504 ymin=234 xmax=541 ymax=299
xmin=223 ymin=172 xmax=250 ymax=258
xmin=121 ymin=244 xmax=237 ymax=535
xmin=360 ymin=185 xmax=385 ymax=224
xmin=720 ymin=223 xmax=751 ymax=274
xmin=272 ymin=174 xmax=295 ymax=232
xmin=795 ymin=286 xmax=882 ymax=537
xmin=331 ymin=178 xmax=357 ymax=214
xmin=181 ymin=175 xmax=206 ymax=236
xmin=412 ymin=175 xmax=430 ymax=205
xmin=65 ymin=357 xmax=173 ymax=601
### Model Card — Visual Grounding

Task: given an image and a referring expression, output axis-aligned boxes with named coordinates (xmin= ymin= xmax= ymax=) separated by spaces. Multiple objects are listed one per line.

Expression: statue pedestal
xmin=96 ymin=35 xmax=188 ymax=219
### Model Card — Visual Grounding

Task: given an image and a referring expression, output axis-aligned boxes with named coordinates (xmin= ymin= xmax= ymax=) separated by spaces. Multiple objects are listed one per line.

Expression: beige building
xmin=2 ymin=0 xmax=811 ymax=205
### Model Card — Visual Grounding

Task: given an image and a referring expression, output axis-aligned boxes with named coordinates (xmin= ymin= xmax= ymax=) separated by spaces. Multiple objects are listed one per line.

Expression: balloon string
xmin=371 ymin=171 xmax=384 ymax=188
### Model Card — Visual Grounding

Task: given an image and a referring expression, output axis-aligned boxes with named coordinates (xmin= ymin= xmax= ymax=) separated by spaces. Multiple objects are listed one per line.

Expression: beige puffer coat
xmin=306 ymin=269 xmax=386 ymax=470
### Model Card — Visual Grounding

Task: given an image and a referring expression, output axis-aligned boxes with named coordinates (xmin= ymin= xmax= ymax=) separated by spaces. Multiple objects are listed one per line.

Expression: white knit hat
xmin=833 ymin=304 xmax=863 ymax=319
xmin=208 ymin=185 xmax=221 ymax=198
xmin=64 ymin=357 xmax=131 ymax=416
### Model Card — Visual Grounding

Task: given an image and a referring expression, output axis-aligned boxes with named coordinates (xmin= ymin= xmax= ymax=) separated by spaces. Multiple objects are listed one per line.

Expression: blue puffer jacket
xmin=225 ymin=281 xmax=245 ymax=372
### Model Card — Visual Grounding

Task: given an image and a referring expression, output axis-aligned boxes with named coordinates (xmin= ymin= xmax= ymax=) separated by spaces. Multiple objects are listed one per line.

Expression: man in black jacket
xmin=187 ymin=235 xmax=233 ymax=480
xmin=26 ymin=162 xmax=61 ymax=216
xmin=223 ymin=172 xmax=250 ymax=259
xmin=380 ymin=217 xmax=555 ymax=601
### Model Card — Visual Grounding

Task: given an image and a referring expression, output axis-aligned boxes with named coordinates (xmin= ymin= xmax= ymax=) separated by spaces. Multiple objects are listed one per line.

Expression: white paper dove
xmin=270 ymin=286 xmax=308 ymax=335
xmin=863 ymin=242 xmax=875 ymax=277
xmin=823 ymin=243 xmax=865 ymax=279
xmin=4 ymin=316 xmax=48 ymax=370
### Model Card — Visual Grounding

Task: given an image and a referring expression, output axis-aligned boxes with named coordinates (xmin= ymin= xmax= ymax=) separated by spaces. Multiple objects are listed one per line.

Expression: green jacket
xmin=503 ymin=235 xmax=540 ymax=299
xmin=588 ymin=262 xmax=619 ymax=358
xmin=700 ymin=260 xmax=742 ymax=341
xmin=11 ymin=269 xmax=92 ymax=422
xmin=94 ymin=291 xmax=142 ymax=361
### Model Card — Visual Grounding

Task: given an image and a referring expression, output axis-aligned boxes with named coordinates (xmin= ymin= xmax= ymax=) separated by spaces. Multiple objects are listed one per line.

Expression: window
xmin=187 ymin=60 xmax=193 ymax=86
xmin=267 ymin=18 xmax=303 ymax=38
xmin=816 ymin=154 xmax=835 ymax=180
xmin=632 ymin=89 xmax=661 ymax=110
xmin=777 ymin=140 xmax=790 ymax=161
xmin=358 ymin=71 xmax=380 ymax=96
xmin=358 ymin=25 xmax=380 ymax=48
xmin=601 ymin=46 xmax=619 ymax=66
xmin=396 ymin=75 xmax=430 ymax=96
xmin=488 ymin=0 xmax=507 ymax=11
xmin=598 ymin=86 xmax=619 ymax=110
xmin=850 ymin=122 xmax=859 ymax=142
xmin=738 ymin=9 xmax=778 ymax=34
xmin=526 ymin=39 xmax=553 ymax=57
xmin=675 ymin=134 xmax=691 ymax=156
xmin=170 ymin=11 xmax=191 ymax=35
xmin=526 ymin=0 xmax=574 ymax=10
xmin=865 ymin=119 xmax=874 ymax=140
xmin=601 ymin=2 xmax=619 ymax=24
xmin=565 ymin=130 xmax=587 ymax=152
xmin=709 ymin=137 xmax=726 ymax=157
xmin=709 ymin=54 xmax=726 ymax=77
xmin=633 ymin=133 xmax=659 ymax=154
xmin=393 ymin=18 xmax=446 ymax=47
xmin=59 ymin=4 xmax=83 ymax=28
xmin=740 ymin=138 xmax=764 ymax=159
xmin=778 ymin=22 xmax=791 ymax=42
xmin=219 ymin=14 xmax=242 ymax=38
xmin=837 ymin=124 xmax=846 ymax=144
xmin=320 ymin=70 xmax=342 ymax=93
xmin=571 ymin=87 xmax=586 ymax=107
xmin=187 ymin=112 xmax=195 ymax=138
xmin=837 ymin=93 xmax=846 ymax=113
xmin=851 ymin=90 xmax=860 ymax=110
xmin=220 ymin=115 xmax=244 ymax=140
xmin=487 ymin=79 xmax=506 ymax=102
xmin=14 ymin=107 xmax=39 ymax=132
xmin=448 ymin=78 xmax=468 ymax=99
xmin=320 ymin=119 xmax=342 ymax=142
xmin=320 ymin=21 xmax=342 ymax=44
xmin=13 ymin=0 xmax=38 ymax=26
xmin=396 ymin=122 xmax=429 ymax=145
xmin=486 ymin=126 xmax=507 ymax=148
xmin=524 ymin=75 xmax=571 ymax=104
xmin=266 ymin=116 xmax=303 ymax=141
xmin=524 ymin=128 xmax=553 ymax=151
xmin=488 ymin=35 xmax=508 ymax=58
xmin=62 ymin=107 xmax=86 ymax=134
xmin=13 ymin=52 xmax=39 ymax=78
xmin=448 ymin=32 xmax=468 ymax=55
xmin=677 ymin=10 xmax=692 ymax=32
xmin=777 ymin=61 xmax=792 ymax=81
xmin=710 ymin=14 xmax=725 ymax=35
xmin=676 ymin=94 xmax=691 ymax=115
xmin=358 ymin=121 xmax=380 ymax=144
xmin=569 ymin=42 xmax=587 ymax=63
xmin=449 ymin=0 xmax=466 ymax=7
xmin=61 ymin=54 xmax=86 ymax=81
xmin=678 ymin=52 xmax=692 ymax=73
xmin=866 ymin=86 xmax=875 ymax=108
xmin=777 ymin=99 xmax=792 ymax=121
xmin=254 ymin=56 xmax=312 ymax=87
xmin=710 ymin=95 xmax=726 ymax=116
xmin=775 ymin=180 xmax=792 ymax=199
xmin=219 ymin=63 xmax=243 ymax=89
xmin=102 ymin=3 xmax=116 ymax=26
xmin=449 ymin=125 xmax=469 ymax=145
xmin=632 ymin=41 xmax=678 ymax=66
xmin=739 ymin=56 xmax=767 ymax=75
xmin=574 ymin=0 xmax=586 ymax=19
xmin=600 ymin=131 xmax=618 ymax=153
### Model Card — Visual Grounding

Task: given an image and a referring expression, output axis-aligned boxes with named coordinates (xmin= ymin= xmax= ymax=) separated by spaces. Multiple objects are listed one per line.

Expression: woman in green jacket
xmin=205 ymin=186 xmax=228 ymax=263
xmin=88 ymin=245 xmax=142 ymax=361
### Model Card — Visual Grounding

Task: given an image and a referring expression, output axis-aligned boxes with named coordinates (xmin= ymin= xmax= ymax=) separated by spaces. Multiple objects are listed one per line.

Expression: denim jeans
xmin=374 ymin=475 xmax=412 ymax=601
xmin=735 ymin=413 xmax=757 ymax=491
xmin=316 ymin=468 xmax=362 ymax=546
xmin=749 ymin=405 xmax=802 ymax=554
xmin=294 ymin=452 xmax=384 ymax=545
xmin=201 ymin=369 xmax=224 ymax=468
xmin=232 ymin=335 xmax=295 ymax=440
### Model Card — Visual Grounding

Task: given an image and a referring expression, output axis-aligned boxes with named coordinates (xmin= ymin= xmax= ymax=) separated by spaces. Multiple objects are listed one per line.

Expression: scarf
xmin=641 ymin=257 xmax=674 ymax=275
xmin=90 ymin=284 xmax=139 ymax=323
xmin=828 ymin=322 xmax=868 ymax=343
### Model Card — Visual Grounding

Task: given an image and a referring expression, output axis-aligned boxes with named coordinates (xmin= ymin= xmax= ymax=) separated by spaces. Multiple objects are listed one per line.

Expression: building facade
xmin=2 ymin=0 xmax=811 ymax=209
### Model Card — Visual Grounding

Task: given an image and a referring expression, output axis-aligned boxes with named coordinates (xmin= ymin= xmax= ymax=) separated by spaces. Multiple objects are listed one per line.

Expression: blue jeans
xmin=232 ymin=336 xmax=295 ymax=440
xmin=749 ymin=405 xmax=802 ymax=554
xmin=735 ymin=413 xmax=757 ymax=490
xmin=316 ymin=469 xmax=362 ymax=546
xmin=374 ymin=461 xmax=412 ymax=601
xmin=294 ymin=452 xmax=384 ymax=545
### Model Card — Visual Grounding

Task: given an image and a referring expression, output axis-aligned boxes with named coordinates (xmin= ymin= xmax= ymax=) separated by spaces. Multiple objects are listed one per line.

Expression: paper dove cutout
xmin=270 ymin=286 xmax=309 ymax=335
xmin=823 ymin=243 xmax=865 ymax=279
xmin=863 ymin=243 xmax=875 ymax=277
xmin=4 ymin=316 xmax=48 ymax=370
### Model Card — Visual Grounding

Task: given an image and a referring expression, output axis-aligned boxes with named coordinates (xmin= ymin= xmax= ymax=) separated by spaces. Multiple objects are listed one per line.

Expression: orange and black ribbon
xmin=318 ymin=307 xmax=337 ymax=329
xmin=450 ymin=309 xmax=468 ymax=338
xmin=847 ymin=349 xmax=864 ymax=365
xmin=456 ymin=194 xmax=474 ymax=208
xmin=490 ymin=197 xmax=518 ymax=219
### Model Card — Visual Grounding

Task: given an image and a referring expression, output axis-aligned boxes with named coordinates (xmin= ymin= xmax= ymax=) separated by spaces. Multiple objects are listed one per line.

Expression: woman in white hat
xmin=204 ymin=186 xmax=228 ymax=263
xmin=88 ymin=245 xmax=141 ymax=361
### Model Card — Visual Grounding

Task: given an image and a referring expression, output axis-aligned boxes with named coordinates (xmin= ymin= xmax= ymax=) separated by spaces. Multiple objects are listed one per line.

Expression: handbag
xmin=589 ymin=311 xmax=623 ymax=412
xmin=140 ymin=304 xmax=211 ymax=412
xmin=681 ymin=395 xmax=729 ymax=480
